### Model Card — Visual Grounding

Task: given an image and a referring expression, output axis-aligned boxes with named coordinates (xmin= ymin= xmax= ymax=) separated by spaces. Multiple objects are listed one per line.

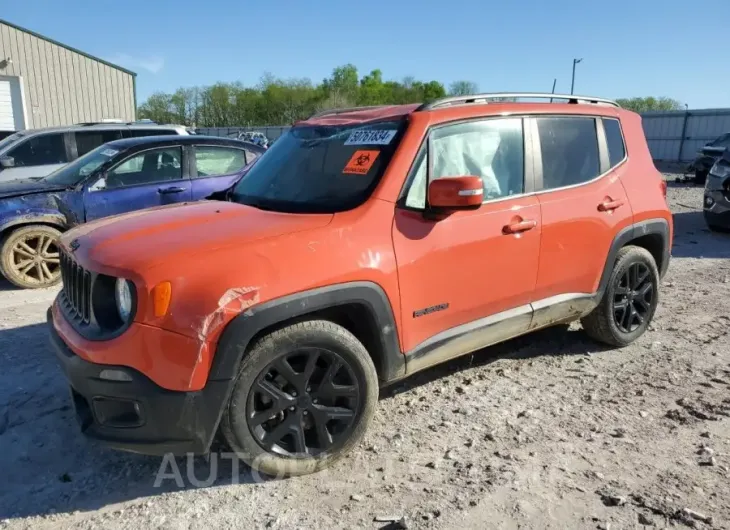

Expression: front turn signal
xmin=152 ymin=281 xmax=172 ymax=317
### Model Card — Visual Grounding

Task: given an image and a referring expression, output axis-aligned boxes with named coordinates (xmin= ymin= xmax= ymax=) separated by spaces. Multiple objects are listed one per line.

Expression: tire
xmin=0 ymin=225 xmax=63 ymax=289
xmin=220 ymin=319 xmax=379 ymax=477
xmin=694 ymin=169 xmax=708 ymax=185
xmin=581 ymin=245 xmax=659 ymax=347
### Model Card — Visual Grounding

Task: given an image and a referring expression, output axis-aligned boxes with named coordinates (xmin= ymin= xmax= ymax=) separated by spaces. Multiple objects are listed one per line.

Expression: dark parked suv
xmin=0 ymin=135 xmax=264 ymax=289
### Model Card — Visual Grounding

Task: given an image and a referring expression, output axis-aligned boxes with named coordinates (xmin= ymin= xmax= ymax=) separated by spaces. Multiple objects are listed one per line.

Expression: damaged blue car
xmin=0 ymin=135 xmax=265 ymax=289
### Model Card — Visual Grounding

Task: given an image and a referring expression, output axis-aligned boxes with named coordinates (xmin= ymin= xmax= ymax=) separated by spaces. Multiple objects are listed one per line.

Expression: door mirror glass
xmin=428 ymin=176 xmax=484 ymax=210
xmin=0 ymin=156 xmax=14 ymax=168
xmin=88 ymin=176 xmax=107 ymax=192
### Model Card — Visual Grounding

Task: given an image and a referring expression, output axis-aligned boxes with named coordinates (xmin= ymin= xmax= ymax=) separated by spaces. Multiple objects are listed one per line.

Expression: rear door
xmin=531 ymin=115 xmax=634 ymax=302
xmin=83 ymin=145 xmax=192 ymax=221
xmin=190 ymin=144 xmax=252 ymax=199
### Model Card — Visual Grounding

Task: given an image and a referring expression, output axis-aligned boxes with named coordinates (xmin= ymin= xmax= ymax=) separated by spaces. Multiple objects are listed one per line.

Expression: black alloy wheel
xmin=612 ymin=262 xmax=654 ymax=333
xmin=246 ymin=347 xmax=361 ymax=457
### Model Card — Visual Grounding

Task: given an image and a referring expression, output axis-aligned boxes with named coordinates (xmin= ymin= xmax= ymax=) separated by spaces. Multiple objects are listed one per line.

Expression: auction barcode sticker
xmin=344 ymin=129 xmax=396 ymax=145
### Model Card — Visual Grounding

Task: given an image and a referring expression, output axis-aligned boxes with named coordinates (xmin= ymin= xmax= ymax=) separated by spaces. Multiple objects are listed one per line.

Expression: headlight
xmin=709 ymin=161 xmax=730 ymax=178
xmin=115 ymin=278 xmax=134 ymax=322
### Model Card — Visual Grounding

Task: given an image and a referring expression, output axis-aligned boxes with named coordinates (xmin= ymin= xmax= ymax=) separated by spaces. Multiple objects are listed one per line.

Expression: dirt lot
xmin=1 ymin=173 xmax=729 ymax=530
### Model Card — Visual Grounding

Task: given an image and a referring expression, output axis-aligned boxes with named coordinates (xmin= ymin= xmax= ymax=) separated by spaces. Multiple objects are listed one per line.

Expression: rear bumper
xmin=47 ymin=308 xmax=229 ymax=456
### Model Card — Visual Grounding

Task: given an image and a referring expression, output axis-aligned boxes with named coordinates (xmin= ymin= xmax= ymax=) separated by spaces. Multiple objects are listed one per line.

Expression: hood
xmin=0 ymin=178 xmax=67 ymax=199
xmin=61 ymin=200 xmax=333 ymax=275
xmin=702 ymin=145 xmax=726 ymax=156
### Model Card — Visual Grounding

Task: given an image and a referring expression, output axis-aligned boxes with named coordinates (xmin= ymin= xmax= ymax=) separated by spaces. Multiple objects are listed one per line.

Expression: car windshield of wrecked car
xmin=43 ymin=145 xmax=119 ymax=186
xmin=229 ymin=120 xmax=405 ymax=213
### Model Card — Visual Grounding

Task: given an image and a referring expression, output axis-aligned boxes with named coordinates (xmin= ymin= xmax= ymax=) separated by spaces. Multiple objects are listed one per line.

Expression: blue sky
xmin=4 ymin=0 xmax=729 ymax=109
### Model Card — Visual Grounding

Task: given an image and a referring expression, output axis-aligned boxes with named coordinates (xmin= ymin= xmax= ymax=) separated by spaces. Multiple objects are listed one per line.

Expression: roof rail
xmin=308 ymin=105 xmax=390 ymax=119
xmin=417 ymin=93 xmax=620 ymax=111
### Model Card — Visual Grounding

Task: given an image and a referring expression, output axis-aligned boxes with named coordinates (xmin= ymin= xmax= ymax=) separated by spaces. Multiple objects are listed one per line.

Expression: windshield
xmin=0 ymin=132 xmax=25 ymax=153
xmin=230 ymin=119 xmax=406 ymax=213
xmin=43 ymin=145 xmax=120 ymax=186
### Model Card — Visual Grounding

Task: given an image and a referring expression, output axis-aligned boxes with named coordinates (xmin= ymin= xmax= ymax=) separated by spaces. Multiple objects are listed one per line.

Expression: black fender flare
xmin=208 ymin=281 xmax=405 ymax=384
xmin=596 ymin=218 xmax=671 ymax=298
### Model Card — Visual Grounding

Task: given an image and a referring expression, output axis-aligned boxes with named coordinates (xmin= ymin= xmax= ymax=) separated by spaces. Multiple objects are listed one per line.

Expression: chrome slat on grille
xmin=60 ymin=250 xmax=92 ymax=324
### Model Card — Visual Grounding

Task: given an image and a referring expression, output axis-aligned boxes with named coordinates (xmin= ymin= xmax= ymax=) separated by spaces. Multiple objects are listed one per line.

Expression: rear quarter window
xmin=603 ymin=118 xmax=626 ymax=168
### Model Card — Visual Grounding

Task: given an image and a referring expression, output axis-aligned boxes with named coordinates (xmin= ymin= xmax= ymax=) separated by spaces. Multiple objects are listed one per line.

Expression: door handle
xmin=158 ymin=186 xmax=186 ymax=195
xmin=503 ymin=219 xmax=537 ymax=234
xmin=598 ymin=199 xmax=624 ymax=212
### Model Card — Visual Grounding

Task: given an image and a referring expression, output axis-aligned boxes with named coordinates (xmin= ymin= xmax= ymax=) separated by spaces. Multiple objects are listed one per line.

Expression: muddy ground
xmin=1 ymin=172 xmax=729 ymax=530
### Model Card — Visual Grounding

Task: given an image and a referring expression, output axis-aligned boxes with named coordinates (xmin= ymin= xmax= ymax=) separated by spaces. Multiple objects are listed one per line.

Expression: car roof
xmin=16 ymin=123 xmax=189 ymax=136
xmin=104 ymin=135 xmax=266 ymax=151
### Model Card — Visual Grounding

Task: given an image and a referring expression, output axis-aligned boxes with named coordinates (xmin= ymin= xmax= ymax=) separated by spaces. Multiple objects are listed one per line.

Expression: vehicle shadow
xmin=671 ymin=211 xmax=730 ymax=259
xmin=381 ymin=323 xmax=610 ymax=397
xmin=0 ymin=317 xmax=607 ymax=520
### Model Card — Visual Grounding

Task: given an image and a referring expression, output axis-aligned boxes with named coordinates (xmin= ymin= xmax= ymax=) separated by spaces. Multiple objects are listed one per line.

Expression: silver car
xmin=0 ymin=121 xmax=192 ymax=182
xmin=703 ymin=151 xmax=730 ymax=232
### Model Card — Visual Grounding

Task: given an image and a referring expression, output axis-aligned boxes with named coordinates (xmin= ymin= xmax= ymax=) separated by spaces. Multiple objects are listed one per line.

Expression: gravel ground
xmin=1 ymin=173 xmax=729 ymax=530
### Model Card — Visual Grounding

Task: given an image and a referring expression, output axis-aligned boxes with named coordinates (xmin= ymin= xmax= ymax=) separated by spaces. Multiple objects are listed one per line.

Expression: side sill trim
xmin=403 ymin=293 xmax=598 ymax=377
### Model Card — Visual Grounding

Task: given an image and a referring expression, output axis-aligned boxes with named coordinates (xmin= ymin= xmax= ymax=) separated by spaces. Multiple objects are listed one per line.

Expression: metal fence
xmin=196 ymin=126 xmax=291 ymax=141
xmin=198 ymin=108 xmax=730 ymax=163
xmin=642 ymin=108 xmax=730 ymax=162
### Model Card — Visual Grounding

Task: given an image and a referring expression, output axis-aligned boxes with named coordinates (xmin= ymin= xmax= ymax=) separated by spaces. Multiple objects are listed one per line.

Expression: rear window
xmin=230 ymin=120 xmax=405 ymax=213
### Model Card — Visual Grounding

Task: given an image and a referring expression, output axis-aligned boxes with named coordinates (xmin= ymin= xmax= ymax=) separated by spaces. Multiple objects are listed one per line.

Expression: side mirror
xmin=0 ymin=156 xmax=15 ymax=169
xmin=428 ymin=176 xmax=484 ymax=211
xmin=88 ymin=176 xmax=107 ymax=192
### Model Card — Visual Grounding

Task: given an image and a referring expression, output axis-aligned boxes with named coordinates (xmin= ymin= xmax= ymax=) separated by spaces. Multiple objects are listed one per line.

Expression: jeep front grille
xmin=60 ymin=250 xmax=92 ymax=324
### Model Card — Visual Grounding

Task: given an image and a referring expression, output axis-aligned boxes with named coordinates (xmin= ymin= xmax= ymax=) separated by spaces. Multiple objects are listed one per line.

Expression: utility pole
xmin=571 ymin=58 xmax=583 ymax=95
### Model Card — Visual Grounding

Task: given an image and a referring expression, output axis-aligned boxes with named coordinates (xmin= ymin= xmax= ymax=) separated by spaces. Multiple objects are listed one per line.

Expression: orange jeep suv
xmin=48 ymin=93 xmax=673 ymax=477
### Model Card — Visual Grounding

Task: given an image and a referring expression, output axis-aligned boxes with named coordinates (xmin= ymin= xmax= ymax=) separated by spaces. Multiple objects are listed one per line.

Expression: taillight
xmin=660 ymin=179 xmax=667 ymax=198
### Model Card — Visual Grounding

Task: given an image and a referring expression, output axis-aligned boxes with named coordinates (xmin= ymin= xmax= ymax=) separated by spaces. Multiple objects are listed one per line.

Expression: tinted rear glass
xmin=603 ymin=118 xmax=626 ymax=168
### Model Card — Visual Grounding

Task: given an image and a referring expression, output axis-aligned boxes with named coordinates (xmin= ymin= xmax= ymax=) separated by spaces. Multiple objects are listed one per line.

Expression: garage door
xmin=0 ymin=79 xmax=15 ymax=131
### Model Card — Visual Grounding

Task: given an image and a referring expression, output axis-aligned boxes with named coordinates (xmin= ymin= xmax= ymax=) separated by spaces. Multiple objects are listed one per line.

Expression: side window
xmin=105 ymin=147 xmax=182 ymax=189
xmin=8 ymin=133 xmax=68 ymax=166
xmin=194 ymin=146 xmax=247 ymax=177
xmin=75 ymin=130 xmax=124 ymax=157
xmin=603 ymin=118 xmax=626 ymax=168
xmin=537 ymin=117 xmax=600 ymax=190
xmin=403 ymin=118 xmax=524 ymax=209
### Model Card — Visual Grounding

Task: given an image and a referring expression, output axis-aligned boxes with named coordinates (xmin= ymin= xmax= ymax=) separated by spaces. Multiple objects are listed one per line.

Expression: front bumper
xmin=47 ymin=308 xmax=229 ymax=456
xmin=703 ymin=189 xmax=730 ymax=229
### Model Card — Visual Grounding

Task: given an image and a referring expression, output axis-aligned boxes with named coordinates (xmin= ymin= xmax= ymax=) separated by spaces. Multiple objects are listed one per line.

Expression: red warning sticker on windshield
xmin=343 ymin=150 xmax=380 ymax=175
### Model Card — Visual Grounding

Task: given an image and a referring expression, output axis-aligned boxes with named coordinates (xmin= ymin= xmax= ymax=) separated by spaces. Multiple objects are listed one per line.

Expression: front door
xmin=531 ymin=115 xmax=634 ymax=302
xmin=392 ymin=117 xmax=541 ymax=356
xmin=84 ymin=146 xmax=192 ymax=221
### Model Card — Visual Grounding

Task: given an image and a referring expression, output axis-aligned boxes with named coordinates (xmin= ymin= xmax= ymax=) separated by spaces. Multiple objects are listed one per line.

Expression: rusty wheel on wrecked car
xmin=220 ymin=319 xmax=379 ymax=477
xmin=0 ymin=225 xmax=63 ymax=289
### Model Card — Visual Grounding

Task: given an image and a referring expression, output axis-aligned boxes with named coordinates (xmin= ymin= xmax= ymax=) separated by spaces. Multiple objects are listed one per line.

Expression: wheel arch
xmin=597 ymin=219 xmax=671 ymax=297
xmin=209 ymin=281 xmax=405 ymax=385
xmin=0 ymin=214 xmax=67 ymax=237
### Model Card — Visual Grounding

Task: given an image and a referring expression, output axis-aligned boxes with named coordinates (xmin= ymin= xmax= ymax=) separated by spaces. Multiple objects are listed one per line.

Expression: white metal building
xmin=0 ymin=19 xmax=136 ymax=133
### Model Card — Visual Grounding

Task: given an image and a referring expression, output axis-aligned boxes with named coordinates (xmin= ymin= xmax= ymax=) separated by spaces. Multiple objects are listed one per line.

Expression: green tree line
xmin=138 ymin=64 xmax=685 ymax=126
xmin=138 ymin=64 xmax=454 ymax=127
